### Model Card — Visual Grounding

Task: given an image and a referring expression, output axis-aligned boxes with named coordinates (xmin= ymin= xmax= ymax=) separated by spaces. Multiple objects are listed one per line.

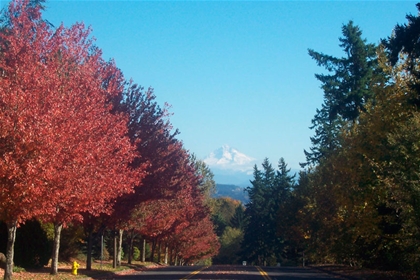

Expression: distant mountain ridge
xmin=214 ymin=183 xmax=249 ymax=204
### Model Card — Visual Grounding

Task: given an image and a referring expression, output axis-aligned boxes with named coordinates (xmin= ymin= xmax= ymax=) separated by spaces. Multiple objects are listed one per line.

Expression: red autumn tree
xmin=108 ymin=85 xmax=176 ymax=225
xmin=0 ymin=0 xmax=140 ymax=278
xmin=113 ymin=141 xmax=191 ymax=265
xmin=166 ymin=179 xmax=219 ymax=264
xmin=134 ymin=147 xmax=196 ymax=229
xmin=166 ymin=156 xmax=219 ymax=264
xmin=105 ymin=87 xmax=220 ymax=264
xmin=133 ymin=147 xmax=219 ymax=264
xmin=172 ymin=217 xmax=219 ymax=264
xmin=105 ymin=84 xmax=185 ymax=266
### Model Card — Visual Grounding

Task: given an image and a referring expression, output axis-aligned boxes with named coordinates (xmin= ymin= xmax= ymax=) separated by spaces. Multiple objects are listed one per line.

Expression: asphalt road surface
xmin=111 ymin=265 xmax=343 ymax=279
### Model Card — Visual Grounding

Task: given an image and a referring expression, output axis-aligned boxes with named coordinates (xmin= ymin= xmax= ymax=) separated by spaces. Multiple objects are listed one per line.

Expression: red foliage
xmin=0 ymin=0 xmax=139 ymax=225
xmin=109 ymin=85 xmax=184 ymax=228
xmin=173 ymin=217 xmax=220 ymax=263
xmin=130 ymin=146 xmax=220 ymax=262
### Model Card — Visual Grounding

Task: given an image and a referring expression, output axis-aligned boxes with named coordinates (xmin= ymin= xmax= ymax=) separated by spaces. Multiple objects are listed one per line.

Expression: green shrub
xmin=133 ymin=247 xmax=140 ymax=261
xmin=13 ymin=266 xmax=25 ymax=273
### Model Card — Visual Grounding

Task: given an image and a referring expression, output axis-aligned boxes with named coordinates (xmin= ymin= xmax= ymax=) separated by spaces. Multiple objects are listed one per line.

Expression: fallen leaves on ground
xmin=5 ymin=260 xmax=160 ymax=280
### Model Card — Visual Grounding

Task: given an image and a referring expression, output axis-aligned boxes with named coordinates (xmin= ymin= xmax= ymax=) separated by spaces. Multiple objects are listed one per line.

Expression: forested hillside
xmin=214 ymin=184 xmax=248 ymax=203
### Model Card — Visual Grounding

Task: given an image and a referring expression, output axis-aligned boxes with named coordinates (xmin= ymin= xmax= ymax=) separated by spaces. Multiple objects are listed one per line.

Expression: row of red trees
xmin=0 ymin=1 xmax=219 ymax=279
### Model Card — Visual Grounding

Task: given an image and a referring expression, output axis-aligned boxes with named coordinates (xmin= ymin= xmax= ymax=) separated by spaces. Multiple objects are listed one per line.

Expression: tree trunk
xmin=86 ymin=227 xmax=93 ymax=270
xmin=51 ymin=223 xmax=63 ymax=275
xmin=112 ymin=231 xmax=117 ymax=268
xmin=174 ymin=246 xmax=179 ymax=266
xmin=157 ymin=241 xmax=161 ymax=263
xmin=164 ymin=244 xmax=168 ymax=265
xmin=141 ymin=238 xmax=146 ymax=262
xmin=4 ymin=221 xmax=17 ymax=280
xmin=116 ymin=229 xmax=123 ymax=267
xmin=127 ymin=229 xmax=134 ymax=265
xmin=151 ymin=239 xmax=156 ymax=262
xmin=127 ymin=232 xmax=132 ymax=265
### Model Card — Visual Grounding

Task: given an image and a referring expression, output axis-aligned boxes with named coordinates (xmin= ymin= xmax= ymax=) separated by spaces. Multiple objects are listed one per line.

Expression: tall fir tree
xmin=303 ymin=21 xmax=380 ymax=166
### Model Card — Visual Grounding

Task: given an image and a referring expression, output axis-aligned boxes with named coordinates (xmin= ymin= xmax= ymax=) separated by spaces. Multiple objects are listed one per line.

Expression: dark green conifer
xmin=242 ymin=158 xmax=294 ymax=265
xmin=303 ymin=21 xmax=380 ymax=166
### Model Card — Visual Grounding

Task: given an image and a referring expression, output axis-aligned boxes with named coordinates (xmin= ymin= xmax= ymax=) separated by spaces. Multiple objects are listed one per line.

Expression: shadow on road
xmin=106 ymin=265 xmax=343 ymax=280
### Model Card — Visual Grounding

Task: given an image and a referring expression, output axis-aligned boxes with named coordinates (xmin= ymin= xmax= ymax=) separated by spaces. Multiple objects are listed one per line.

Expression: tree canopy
xmin=0 ymin=1 xmax=219 ymax=278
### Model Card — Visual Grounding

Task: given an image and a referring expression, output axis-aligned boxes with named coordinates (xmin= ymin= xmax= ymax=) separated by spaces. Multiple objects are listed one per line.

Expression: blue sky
xmin=10 ymin=0 xmax=418 ymax=170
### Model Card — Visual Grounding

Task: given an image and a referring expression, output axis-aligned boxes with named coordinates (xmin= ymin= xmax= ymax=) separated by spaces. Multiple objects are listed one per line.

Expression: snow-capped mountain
xmin=204 ymin=145 xmax=256 ymax=186
xmin=204 ymin=145 xmax=256 ymax=172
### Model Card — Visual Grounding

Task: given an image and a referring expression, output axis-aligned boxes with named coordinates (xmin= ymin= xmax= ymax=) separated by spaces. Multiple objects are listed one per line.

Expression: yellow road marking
xmin=180 ymin=266 xmax=209 ymax=280
xmin=256 ymin=266 xmax=271 ymax=280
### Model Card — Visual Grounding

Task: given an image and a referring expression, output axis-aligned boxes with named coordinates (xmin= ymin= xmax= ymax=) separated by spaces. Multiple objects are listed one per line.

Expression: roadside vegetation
xmin=1 ymin=0 xmax=420 ymax=279
xmin=0 ymin=1 xmax=219 ymax=279
xmin=212 ymin=4 xmax=420 ymax=279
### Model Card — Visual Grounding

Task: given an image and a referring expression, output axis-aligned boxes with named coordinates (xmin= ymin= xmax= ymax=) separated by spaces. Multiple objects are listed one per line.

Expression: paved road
xmin=110 ymin=265 xmax=343 ymax=279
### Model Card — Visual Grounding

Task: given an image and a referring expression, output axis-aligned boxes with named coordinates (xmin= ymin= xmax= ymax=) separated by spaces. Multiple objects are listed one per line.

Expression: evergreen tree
xmin=304 ymin=101 xmax=343 ymax=165
xmin=277 ymin=170 xmax=313 ymax=264
xmin=271 ymin=158 xmax=295 ymax=262
xmin=275 ymin=158 xmax=295 ymax=200
xmin=242 ymin=158 xmax=294 ymax=265
xmin=383 ymin=3 xmax=420 ymax=105
xmin=242 ymin=164 xmax=266 ymax=264
xmin=259 ymin=159 xmax=279 ymax=264
xmin=230 ymin=205 xmax=246 ymax=230
xmin=303 ymin=21 xmax=380 ymax=166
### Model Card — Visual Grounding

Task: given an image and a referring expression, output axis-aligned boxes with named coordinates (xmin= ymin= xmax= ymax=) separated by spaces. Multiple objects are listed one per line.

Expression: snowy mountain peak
xmin=204 ymin=145 xmax=256 ymax=173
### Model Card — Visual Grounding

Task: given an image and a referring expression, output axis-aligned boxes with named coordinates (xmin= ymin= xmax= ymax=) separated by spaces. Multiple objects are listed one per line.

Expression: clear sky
xmin=12 ymin=0 xmax=418 ymax=170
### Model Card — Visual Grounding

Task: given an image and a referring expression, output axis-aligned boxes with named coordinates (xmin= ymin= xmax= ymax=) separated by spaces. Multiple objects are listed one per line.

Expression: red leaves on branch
xmin=106 ymin=83 xmax=219 ymax=261
xmin=0 ymin=0 xmax=218 ymax=268
xmin=0 ymin=0 xmax=139 ymax=225
xmin=173 ymin=217 xmax=220 ymax=263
